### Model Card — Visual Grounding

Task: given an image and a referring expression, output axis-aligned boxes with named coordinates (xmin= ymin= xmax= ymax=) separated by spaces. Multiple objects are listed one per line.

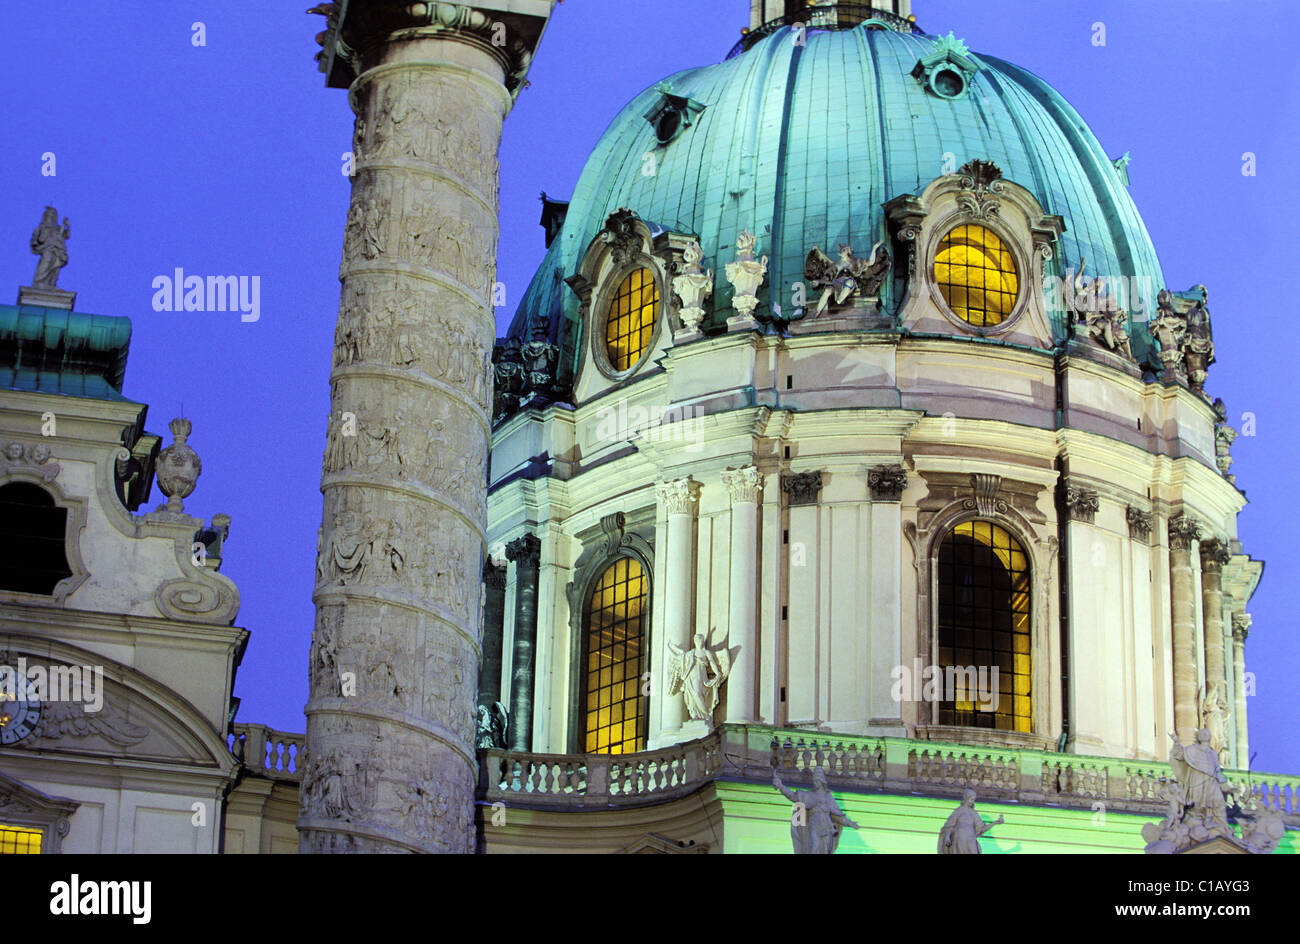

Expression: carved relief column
xmin=721 ymin=466 xmax=763 ymax=723
xmin=1168 ymin=514 xmax=1202 ymax=745
xmin=656 ymin=477 xmax=700 ymax=739
xmin=478 ymin=558 xmax=508 ymax=711
xmin=505 ymin=534 xmax=541 ymax=750
xmin=1198 ymin=539 xmax=1230 ymax=701
xmin=1231 ymin=614 xmax=1251 ymax=768
xmin=302 ymin=2 xmax=554 ymax=854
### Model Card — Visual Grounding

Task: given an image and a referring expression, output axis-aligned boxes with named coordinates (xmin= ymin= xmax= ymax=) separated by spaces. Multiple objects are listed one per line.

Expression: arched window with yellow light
xmin=580 ymin=555 xmax=650 ymax=754
xmin=933 ymin=224 xmax=1019 ymax=327
xmin=936 ymin=520 xmax=1031 ymax=732
xmin=604 ymin=268 xmax=659 ymax=373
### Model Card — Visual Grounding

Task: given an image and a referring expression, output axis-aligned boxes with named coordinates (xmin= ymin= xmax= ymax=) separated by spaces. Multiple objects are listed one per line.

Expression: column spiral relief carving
xmin=300 ymin=3 xmax=546 ymax=854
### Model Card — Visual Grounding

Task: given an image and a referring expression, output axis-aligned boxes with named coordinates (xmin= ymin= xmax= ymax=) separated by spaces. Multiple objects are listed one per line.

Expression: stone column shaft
xmin=656 ymin=478 xmax=700 ymax=737
xmin=479 ymin=559 xmax=507 ymax=707
xmin=301 ymin=3 xmax=553 ymax=854
xmin=506 ymin=534 xmax=541 ymax=750
xmin=1168 ymin=515 xmax=1202 ymax=744
xmin=1199 ymin=539 xmax=1230 ymax=697
xmin=721 ymin=467 xmax=762 ymax=724
xmin=1232 ymin=615 xmax=1251 ymax=768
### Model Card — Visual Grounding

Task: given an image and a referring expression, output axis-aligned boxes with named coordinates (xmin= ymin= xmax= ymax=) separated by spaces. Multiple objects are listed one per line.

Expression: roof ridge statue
xmin=30 ymin=205 xmax=70 ymax=289
xmin=938 ymin=789 xmax=1003 ymax=854
xmin=804 ymin=240 xmax=891 ymax=317
xmin=773 ymin=766 xmax=860 ymax=854
xmin=1143 ymin=728 xmax=1241 ymax=853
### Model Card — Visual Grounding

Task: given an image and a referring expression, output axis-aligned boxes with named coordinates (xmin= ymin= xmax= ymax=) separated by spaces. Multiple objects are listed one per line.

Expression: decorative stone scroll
xmin=868 ymin=464 xmax=907 ymax=501
xmin=964 ymin=473 xmax=1006 ymax=517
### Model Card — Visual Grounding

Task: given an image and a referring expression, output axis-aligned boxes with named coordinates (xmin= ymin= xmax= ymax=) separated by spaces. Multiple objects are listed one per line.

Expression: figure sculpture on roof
xmin=804 ymin=240 xmax=890 ymax=316
xmin=30 ymin=206 xmax=70 ymax=289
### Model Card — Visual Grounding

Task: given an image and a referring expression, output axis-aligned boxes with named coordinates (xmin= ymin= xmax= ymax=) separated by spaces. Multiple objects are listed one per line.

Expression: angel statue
xmin=804 ymin=240 xmax=891 ymax=317
xmin=666 ymin=631 xmax=731 ymax=723
xmin=475 ymin=701 xmax=508 ymax=749
xmin=30 ymin=206 xmax=71 ymax=288
xmin=773 ymin=766 xmax=860 ymax=854
xmin=938 ymin=789 xmax=1004 ymax=854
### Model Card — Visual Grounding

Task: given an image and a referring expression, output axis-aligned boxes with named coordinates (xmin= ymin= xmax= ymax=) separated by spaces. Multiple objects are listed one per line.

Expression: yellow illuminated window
xmin=605 ymin=268 xmax=658 ymax=372
xmin=582 ymin=557 xmax=648 ymax=754
xmin=936 ymin=520 xmax=1031 ymax=733
xmin=934 ymin=224 xmax=1019 ymax=326
xmin=0 ymin=824 xmax=42 ymax=854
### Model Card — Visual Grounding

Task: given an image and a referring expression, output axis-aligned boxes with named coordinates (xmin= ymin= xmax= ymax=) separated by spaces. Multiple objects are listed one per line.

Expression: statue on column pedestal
xmin=30 ymin=206 xmax=70 ymax=288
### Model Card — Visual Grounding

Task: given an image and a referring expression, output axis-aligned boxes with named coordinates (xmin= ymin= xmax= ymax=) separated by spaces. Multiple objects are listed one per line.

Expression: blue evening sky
xmin=3 ymin=1 xmax=1296 ymax=772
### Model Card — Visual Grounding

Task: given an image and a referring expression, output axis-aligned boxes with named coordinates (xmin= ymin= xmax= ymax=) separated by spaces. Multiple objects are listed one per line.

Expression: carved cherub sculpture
xmin=804 ymin=240 xmax=890 ymax=316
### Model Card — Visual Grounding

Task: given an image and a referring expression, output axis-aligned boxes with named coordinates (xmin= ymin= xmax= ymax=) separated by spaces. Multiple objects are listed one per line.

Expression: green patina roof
xmin=508 ymin=22 xmax=1167 ymax=376
xmin=0 ymin=304 xmax=133 ymax=401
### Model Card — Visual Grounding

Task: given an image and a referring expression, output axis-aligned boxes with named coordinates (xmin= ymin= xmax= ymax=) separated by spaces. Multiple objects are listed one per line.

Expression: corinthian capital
xmin=868 ymin=464 xmax=907 ymax=502
xmin=317 ymin=1 xmax=555 ymax=94
xmin=1199 ymin=538 xmax=1232 ymax=571
xmin=1231 ymin=613 xmax=1252 ymax=643
xmin=781 ymin=470 xmax=822 ymax=507
xmin=720 ymin=466 xmax=763 ymax=504
xmin=657 ymin=478 xmax=701 ymax=516
xmin=505 ymin=532 xmax=541 ymax=568
xmin=1168 ymin=513 xmax=1202 ymax=551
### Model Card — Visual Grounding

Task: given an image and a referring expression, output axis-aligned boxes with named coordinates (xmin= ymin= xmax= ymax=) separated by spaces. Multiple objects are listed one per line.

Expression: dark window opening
xmin=0 ymin=483 xmax=72 ymax=596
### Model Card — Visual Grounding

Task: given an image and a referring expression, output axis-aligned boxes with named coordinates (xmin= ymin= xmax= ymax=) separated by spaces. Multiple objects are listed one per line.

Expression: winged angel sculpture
xmin=666 ymin=632 xmax=733 ymax=723
xmin=804 ymin=241 xmax=891 ymax=317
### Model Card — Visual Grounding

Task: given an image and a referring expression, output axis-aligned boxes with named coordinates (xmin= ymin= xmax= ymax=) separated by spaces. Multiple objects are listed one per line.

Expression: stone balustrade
xmin=229 ymin=723 xmax=305 ymax=782
xmin=480 ymin=733 xmax=724 ymax=809
xmin=477 ymin=724 xmax=1300 ymax=825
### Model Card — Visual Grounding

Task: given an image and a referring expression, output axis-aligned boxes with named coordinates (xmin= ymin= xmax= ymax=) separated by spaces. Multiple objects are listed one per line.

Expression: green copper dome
xmin=507 ymin=20 xmax=1166 ymax=383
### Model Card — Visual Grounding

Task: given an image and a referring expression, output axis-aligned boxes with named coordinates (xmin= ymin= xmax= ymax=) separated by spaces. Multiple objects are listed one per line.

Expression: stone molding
xmin=720 ymin=465 xmax=763 ymax=504
xmin=867 ymin=464 xmax=907 ymax=502
xmin=0 ymin=770 xmax=79 ymax=853
xmin=781 ymin=470 xmax=822 ymax=507
xmin=964 ymin=473 xmax=1006 ymax=517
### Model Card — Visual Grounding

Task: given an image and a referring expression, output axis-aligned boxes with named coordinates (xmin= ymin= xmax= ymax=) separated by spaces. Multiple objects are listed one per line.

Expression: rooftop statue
xmin=773 ymin=766 xmax=860 ymax=854
xmin=804 ymin=241 xmax=890 ymax=316
xmin=30 ymin=206 xmax=71 ymax=289
xmin=938 ymin=789 xmax=1004 ymax=854
xmin=1143 ymin=729 xmax=1239 ymax=853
